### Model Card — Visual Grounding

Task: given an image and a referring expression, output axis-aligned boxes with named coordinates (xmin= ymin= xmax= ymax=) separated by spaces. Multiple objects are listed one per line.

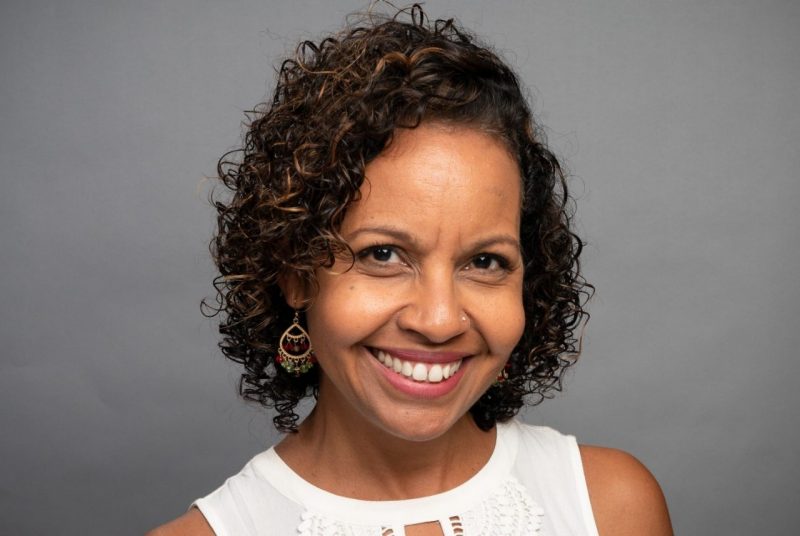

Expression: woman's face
xmin=296 ymin=123 xmax=525 ymax=442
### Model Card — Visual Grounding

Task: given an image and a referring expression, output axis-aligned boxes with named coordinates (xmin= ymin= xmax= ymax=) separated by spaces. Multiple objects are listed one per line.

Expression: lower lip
xmin=368 ymin=348 xmax=468 ymax=399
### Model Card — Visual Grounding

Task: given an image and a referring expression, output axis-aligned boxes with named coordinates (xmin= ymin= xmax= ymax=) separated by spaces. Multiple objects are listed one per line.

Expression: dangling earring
xmin=276 ymin=311 xmax=316 ymax=375
xmin=493 ymin=362 xmax=510 ymax=386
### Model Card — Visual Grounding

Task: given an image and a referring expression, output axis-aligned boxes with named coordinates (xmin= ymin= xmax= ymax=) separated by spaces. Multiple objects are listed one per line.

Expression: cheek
xmin=305 ymin=276 xmax=400 ymax=349
xmin=502 ymin=304 xmax=527 ymax=354
xmin=478 ymin=288 xmax=526 ymax=355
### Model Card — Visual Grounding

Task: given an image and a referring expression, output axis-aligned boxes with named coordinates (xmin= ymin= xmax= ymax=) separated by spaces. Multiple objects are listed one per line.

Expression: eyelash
xmin=357 ymin=244 xmax=403 ymax=264
xmin=356 ymin=244 xmax=511 ymax=272
xmin=468 ymin=253 xmax=511 ymax=272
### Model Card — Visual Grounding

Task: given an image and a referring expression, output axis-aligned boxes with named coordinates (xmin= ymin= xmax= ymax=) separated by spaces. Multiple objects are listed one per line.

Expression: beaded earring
xmin=493 ymin=362 xmax=510 ymax=386
xmin=276 ymin=311 xmax=316 ymax=375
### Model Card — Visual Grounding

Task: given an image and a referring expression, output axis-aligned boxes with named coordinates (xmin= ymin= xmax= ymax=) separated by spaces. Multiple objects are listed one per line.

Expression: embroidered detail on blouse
xmin=295 ymin=476 xmax=544 ymax=536
xmin=459 ymin=476 xmax=544 ymax=534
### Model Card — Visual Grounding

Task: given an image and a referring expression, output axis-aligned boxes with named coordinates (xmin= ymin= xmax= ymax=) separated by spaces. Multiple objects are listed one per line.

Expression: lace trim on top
xmin=296 ymin=475 xmax=543 ymax=535
xmin=251 ymin=421 xmax=545 ymax=535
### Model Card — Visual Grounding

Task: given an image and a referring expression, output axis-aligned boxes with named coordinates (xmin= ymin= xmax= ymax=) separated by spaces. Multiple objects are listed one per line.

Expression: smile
xmin=369 ymin=348 xmax=463 ymax=383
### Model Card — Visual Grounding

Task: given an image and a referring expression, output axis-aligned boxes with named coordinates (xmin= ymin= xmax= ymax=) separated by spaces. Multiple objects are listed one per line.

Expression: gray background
xmin=1 ymin=0 xmax=797 ymax=534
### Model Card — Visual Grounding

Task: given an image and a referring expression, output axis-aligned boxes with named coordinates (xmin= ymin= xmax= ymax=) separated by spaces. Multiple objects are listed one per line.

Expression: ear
xmin=277 ymin=270 xmax=312 ymax=310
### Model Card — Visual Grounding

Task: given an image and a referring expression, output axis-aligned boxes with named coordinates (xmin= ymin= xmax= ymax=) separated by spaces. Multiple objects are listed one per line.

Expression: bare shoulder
xmin=146 ymin=507 xmax=215 ymax=536
xmin=579 ymin=445 xmax=673 ymax=536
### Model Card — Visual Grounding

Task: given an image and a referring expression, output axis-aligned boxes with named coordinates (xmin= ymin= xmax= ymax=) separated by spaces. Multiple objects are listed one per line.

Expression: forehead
xmin=342 ymin=124 xmax=522 ymax=239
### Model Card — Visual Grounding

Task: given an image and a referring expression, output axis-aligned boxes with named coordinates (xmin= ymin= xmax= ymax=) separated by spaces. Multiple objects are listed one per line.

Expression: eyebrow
xmin=470 ymin=235 xmax=522 ymax=253
xmin=344 ymin=226 xmax=521 ymax=252
xmin=344 ymin=226 xmax=420 ymax=247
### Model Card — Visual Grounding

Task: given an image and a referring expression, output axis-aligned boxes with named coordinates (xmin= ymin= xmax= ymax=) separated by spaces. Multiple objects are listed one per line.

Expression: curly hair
xmin=206 ymin=5 xmax=591 ymax=433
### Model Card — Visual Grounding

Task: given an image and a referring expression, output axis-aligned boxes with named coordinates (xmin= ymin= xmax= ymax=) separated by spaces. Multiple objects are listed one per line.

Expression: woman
xmin=152 ymin=6 xmax=672 ymax=535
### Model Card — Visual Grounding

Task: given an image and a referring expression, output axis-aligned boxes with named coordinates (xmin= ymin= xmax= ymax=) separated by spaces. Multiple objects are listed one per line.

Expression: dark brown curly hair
xmin=206 ymin=5 xmax=591 ymax=433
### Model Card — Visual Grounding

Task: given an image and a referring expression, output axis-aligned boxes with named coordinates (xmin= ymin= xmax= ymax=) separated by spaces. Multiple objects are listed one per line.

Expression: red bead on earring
xmin=276 ymin=311 xmax=316 ymax=375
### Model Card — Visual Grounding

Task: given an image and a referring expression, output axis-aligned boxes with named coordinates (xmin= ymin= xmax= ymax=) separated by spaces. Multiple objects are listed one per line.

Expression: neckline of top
xmin=250 ymin=419 xmax=521 ymax=526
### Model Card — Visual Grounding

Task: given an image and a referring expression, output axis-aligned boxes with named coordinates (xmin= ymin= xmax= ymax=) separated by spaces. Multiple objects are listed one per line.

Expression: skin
xmin=277 ymin=124 xmax=525 ymax=507
xmin=148 ymin=124 xmax=672 ymax=536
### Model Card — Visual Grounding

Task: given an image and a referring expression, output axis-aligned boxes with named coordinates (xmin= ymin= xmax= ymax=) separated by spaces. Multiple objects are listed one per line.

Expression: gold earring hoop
xmin=276 ymin=311 xmax=316 ymax=375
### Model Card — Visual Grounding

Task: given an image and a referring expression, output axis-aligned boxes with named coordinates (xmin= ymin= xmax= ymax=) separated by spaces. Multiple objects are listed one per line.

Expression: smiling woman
xmin=149 ymin=5 xmax=671 ymax=536
xmin=288 ymin=125 xmax=526 ymax=445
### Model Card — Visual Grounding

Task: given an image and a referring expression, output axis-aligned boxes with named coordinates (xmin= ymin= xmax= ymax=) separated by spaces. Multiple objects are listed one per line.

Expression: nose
xmin=396 ymin=272 xmax=469 ymax=344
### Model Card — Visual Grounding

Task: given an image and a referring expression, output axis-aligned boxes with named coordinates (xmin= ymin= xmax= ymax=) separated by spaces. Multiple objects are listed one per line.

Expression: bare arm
xmin=580 ymin=445 xmax=673 ymax=536
xmin=146 ymin=507 xmax=215 ymax=536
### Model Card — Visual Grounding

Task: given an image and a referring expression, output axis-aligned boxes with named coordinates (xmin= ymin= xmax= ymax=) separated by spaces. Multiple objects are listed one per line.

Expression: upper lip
xmin=368 ymin=346 xmax=472 ymax=364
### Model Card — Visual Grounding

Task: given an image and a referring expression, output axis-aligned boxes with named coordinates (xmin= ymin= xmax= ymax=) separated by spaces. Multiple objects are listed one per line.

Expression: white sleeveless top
xmin=193 ymin=420 xmax=599 ymax=535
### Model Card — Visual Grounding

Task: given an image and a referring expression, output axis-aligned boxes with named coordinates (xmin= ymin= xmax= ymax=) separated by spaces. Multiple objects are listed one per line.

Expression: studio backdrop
xmin=1 ymin=1 xmax=798 ymax=534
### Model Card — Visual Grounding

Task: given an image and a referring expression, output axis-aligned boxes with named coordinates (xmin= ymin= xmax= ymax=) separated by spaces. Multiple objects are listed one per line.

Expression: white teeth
xmin=372 ymin=349 xmax=463 ymax=384
xmin=428 ymin=364 xmax=443 ymax=382
xmin=412 ymin=363 xmax=427 ymax=381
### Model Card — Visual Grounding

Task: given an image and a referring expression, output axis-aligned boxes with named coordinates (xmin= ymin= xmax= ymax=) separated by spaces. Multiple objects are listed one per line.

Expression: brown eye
xmin=471 ymin=254 xmax=508 ymax=271
xmin=357 ymin=245 xmax=402 ymax=264
xmin=472 ymin=254 xmax=496 ymax=270
xmin=371 ymin=247 xmax=394 ymax=262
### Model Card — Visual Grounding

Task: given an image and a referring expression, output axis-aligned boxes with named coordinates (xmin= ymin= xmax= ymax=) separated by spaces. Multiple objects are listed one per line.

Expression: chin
xmin=368 ymin=407 xmax=471 ymax=443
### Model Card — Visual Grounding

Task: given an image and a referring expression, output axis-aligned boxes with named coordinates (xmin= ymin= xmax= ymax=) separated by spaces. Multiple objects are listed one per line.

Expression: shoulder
xmin=146 ymin=508 xmax=215 ymax=536
xmin=579 ymin=445 xmax=673 ymax=536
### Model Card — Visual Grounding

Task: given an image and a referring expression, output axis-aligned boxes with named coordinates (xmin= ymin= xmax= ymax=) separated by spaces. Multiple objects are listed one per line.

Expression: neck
xmin=275 ymin=383 xmax=496 ymax=500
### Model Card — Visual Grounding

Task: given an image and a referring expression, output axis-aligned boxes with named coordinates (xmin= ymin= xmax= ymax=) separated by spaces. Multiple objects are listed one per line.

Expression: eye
xmin=470 ymin=253 xmax=509 ymax=271
xmin=355 ymin=244 xmax=408 ymax=276
xmin=371 ymin=246 xmax=395 ymax=262
xmin=358 ymin=245 xmax=403 ymax=264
